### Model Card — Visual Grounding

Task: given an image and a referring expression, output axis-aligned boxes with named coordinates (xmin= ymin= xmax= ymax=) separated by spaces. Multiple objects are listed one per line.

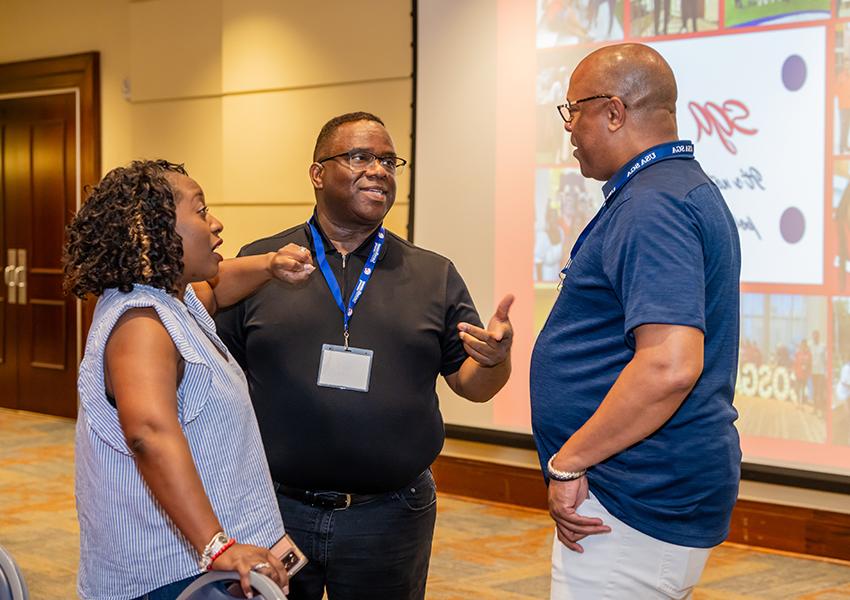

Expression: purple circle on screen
xmin=782 ymin=55 xmax=806 ymax=91
xmin=780 ymin=207 xmax=805 ymax=244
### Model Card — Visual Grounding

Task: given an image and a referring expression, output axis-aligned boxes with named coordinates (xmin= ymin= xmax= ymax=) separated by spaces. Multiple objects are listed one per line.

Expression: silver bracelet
xmin=547 ymin=454 xmax=586 ymax=482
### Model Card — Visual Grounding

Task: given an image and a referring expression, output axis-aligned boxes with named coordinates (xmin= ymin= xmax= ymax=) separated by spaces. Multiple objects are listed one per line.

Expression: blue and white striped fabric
xmin=75 ymin=284 xmax=284 ymax=600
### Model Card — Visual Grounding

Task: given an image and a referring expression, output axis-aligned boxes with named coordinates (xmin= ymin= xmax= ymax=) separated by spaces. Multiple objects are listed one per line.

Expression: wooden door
xmin=0 ymin=93 xmax=78 ymax=417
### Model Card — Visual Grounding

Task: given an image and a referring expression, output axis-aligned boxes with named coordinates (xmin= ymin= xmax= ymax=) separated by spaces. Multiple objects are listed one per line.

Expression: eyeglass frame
xmin=556 ymin=94 xmax=625 ymax=124
xmin=316 ymin=149 xmax=408 ymax=175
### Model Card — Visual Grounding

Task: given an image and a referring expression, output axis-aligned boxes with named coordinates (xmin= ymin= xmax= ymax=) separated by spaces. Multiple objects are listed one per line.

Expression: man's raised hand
xmin=458 ymin=294 xmax=515 ymax=367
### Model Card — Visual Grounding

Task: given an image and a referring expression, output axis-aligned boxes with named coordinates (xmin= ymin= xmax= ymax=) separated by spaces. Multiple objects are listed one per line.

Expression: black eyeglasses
xmin=317 ymin=150 xmax=407 ymax=175
xmin=556 ymin=95 xmax=623 ymax=124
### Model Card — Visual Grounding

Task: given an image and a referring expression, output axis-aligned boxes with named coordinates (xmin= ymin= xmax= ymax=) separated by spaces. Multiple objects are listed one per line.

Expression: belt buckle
xmin=338 ymin=493 xmax=351 ymax=510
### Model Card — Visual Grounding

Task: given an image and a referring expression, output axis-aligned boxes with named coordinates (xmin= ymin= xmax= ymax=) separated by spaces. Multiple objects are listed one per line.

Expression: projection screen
xmin=415 ymin=0 xmax=850 ymax=480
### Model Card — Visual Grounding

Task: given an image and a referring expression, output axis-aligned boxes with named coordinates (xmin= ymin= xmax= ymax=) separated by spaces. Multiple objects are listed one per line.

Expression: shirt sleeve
xmin=81 ymin=298 xmax=212 ymax=455
xmin=440 ymin=261 xmax=484 ymax=376
xmin=602 ymin=191 xmax=706 ymax=349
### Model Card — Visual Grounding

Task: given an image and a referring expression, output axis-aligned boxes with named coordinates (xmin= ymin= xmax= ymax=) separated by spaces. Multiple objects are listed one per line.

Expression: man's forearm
xmin=452 ymin=356 xmax=511 ymax=403
xmin=551 ymin=353 xmax=698 ymax=473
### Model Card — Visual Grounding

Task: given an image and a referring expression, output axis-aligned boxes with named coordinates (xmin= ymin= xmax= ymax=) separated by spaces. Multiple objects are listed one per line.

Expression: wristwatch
xmin=547 ymin=454 xmax=586 ymax=482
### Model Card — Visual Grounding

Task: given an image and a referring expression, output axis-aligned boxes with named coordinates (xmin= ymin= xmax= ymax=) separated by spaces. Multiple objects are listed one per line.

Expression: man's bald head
xmin=573 ymin=43 xmax=677 ymax=124
xmin=564 ymin=44 xmax=679 ymax=179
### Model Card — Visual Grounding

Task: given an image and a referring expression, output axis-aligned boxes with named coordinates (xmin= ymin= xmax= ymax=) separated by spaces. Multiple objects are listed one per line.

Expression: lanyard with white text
xmin=566 ymin=140 xmax=695 ymax=270
xmin=308 ymin=221 xmax=385 ymax=349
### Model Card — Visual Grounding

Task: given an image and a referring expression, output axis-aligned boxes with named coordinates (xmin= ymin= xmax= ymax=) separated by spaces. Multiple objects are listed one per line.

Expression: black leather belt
xmin=275 ymin=483 xmax=386 ymax=510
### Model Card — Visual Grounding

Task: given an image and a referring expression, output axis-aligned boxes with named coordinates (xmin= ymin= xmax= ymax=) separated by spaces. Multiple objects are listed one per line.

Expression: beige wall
xmin=0 ymin=0 xmax=413 ymax=256
xmin=0 ymin=0 xmax=134 ymax=173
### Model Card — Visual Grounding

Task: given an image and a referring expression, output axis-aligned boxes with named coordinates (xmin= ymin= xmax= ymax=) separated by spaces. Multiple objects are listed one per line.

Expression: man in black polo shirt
xmin=215 ymin=112 xmax=513 ymax=600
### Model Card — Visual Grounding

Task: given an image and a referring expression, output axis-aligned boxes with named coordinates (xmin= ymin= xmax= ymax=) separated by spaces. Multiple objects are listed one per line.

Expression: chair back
xmin=0 ymin=544 xmax=29 ymax=600
xmin=175 ymin=571 xmax=286 ymax=600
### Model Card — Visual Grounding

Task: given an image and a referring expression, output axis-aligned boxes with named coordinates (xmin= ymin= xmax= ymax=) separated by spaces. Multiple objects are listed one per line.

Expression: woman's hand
xmin=268 ymin=243 xmax=315 ymax=285
xmin=212 ymin=543 xmax=289 ymax=598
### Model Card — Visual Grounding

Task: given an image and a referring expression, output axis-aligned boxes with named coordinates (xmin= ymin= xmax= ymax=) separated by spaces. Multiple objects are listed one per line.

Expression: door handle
xmin=4 ymin=249 xmax=15 ymax=305
xmin=14 ymin=249 xmax=26 ymax=305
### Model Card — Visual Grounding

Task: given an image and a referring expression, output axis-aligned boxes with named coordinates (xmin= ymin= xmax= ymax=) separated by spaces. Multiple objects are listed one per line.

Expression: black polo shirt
xmin=215 ymin=219 xmax=483 ymax=493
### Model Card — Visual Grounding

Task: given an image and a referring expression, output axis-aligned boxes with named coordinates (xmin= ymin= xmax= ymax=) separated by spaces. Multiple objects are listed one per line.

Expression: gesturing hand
xmin=458 ymin=294 xmax=514 ymax=367
xmin=269 ymin=243 xmax=315 ymax=285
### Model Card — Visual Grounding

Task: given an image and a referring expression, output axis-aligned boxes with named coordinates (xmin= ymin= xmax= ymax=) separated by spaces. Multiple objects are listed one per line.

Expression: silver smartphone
xmin=270 ymin=533 xmax=308 ymax=577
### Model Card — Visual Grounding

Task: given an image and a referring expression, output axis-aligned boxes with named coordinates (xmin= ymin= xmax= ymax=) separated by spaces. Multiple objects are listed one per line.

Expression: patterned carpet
xmin=0 ymin=408 xmax=78 ymax=598
xmin=2 ymin=407 xmax=850 ymax=599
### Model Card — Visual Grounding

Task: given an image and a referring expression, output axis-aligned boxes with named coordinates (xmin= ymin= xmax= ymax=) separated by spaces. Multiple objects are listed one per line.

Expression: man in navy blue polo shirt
xmin=530 ymin=43 xmax=742 ymax=598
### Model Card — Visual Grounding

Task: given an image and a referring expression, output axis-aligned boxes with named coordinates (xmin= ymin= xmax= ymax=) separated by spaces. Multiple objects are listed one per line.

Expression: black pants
xmin=277 ymin=470 xmax=438 ymax=600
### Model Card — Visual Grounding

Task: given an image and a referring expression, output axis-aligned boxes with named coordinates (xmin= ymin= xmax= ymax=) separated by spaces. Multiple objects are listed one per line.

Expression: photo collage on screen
xmin=534 ymin=0 xmax=850 ymax=462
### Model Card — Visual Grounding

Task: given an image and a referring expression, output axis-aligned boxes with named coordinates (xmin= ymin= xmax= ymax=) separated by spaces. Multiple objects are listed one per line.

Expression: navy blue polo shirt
xmin=530 ymin=145 xmax=742 ymax=548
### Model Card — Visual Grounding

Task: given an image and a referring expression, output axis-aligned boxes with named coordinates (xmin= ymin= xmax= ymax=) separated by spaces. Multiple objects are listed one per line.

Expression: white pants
xmin=551 ymin=492 xmax=713 ymax=600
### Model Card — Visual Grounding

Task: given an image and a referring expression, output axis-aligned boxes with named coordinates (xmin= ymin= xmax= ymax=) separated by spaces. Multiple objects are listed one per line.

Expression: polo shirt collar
xmin=602 ymin=140 xmax=694 ymax=203
xmin=307 ymin=212 xmax=389 ymax=261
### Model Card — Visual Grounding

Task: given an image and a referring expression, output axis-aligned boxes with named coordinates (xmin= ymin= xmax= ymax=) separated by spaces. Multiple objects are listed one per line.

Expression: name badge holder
xmin=309 ymin=221 xmax=384 ymax=393
xmin=317 ymin=344 xmax=374 ymax=392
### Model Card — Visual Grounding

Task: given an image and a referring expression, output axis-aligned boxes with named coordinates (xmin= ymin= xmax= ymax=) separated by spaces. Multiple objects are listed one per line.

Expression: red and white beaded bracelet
xmin=198 ymin=531 xmax=236 ymax=572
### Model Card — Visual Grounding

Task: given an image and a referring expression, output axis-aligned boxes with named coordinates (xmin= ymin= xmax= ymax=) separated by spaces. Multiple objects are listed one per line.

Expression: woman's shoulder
xmin=90 ymin=285 xmax=183 ymax=344
xmin=110 ymin=305 xmax=168 ymax=336
xmin=100 ymin=283 xmax=171 ymax=304
xmin=105 ymin=307 xmax=177 ymax=371
xmin=94 ymin=285 xmax=179 ymax=323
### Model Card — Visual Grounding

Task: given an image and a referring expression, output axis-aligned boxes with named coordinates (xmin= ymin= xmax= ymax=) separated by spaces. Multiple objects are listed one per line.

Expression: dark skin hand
xmin=547 ymin=324 xmax=703 ymax=552
xmin=193 ymin=243 xmax=315 ymax=313
xmin=445 ymin=294 xmax=515 ymax=402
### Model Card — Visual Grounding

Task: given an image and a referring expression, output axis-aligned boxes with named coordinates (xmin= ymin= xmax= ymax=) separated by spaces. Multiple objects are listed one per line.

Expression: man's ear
xmin=309 ymin=162 xmax=324 ymax=190
xmin=607 ymin=97 xmax=627 ymax=132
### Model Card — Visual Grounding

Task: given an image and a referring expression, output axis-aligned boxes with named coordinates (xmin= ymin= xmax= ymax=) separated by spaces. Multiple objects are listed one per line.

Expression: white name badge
xmin=317 ymin=344 xmax=373 ymax=392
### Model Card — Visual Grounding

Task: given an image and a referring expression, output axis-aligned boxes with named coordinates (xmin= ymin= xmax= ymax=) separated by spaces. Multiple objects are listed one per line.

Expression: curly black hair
xmin=313 ymin=111 xmax=386 ymax=161
xmin=63 ymin=160 xmax=188 ymax=298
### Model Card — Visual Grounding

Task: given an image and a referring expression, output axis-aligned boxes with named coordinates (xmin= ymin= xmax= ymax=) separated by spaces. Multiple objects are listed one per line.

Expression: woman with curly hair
xmin=65 ymin=160 xmax=315 ymax=600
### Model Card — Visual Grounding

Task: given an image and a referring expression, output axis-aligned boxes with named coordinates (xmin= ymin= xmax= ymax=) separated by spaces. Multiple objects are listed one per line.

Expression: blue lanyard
xmin=566 ymin=140 xmax=695 ymax=270
xmin=308 ymin=220 xmax=385 ymax=348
